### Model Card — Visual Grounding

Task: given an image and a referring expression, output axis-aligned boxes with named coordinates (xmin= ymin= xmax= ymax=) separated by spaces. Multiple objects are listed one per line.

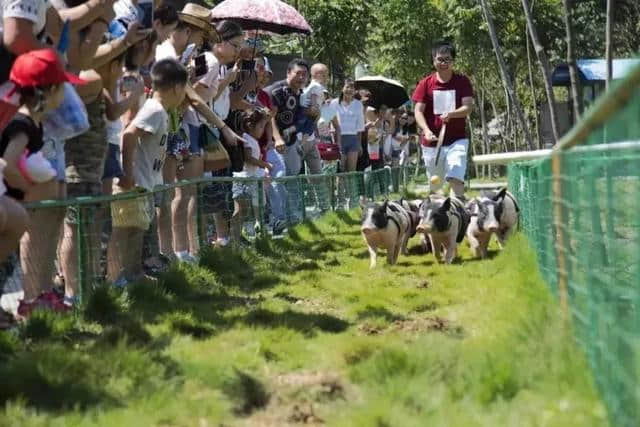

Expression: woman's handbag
xmin=200 ymin=123 xmax=230 ymax=172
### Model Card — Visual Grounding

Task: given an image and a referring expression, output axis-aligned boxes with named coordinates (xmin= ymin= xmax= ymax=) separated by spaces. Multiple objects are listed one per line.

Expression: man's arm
xmin=58 ymin=0 xmax=115 ymax=31
xmin=93 ymin=23 xmax=150 ymax=69
xmin=441 ymin=97 xmax=474 ymax=122
xmin=2 ymin=17 xmax=49 ymax=54
xmin=414 ymin=102 xmax=436 ymax=141
xmin=270 ymin=106 xmax=286 ymax=148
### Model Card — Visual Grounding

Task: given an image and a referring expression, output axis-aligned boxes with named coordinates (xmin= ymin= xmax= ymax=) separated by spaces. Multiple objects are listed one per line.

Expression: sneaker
xmin=63 ymin=295 xmax=78 ymax=308
xmin=215 ymin=237 xmax=230 ymax=247
xmin=17 ymin=291 xmax=69 ymax=318
xmin=175 ymin=252 xmax=197 ymax=264
xmin=272 ymin=220 xmax=287 ymax=236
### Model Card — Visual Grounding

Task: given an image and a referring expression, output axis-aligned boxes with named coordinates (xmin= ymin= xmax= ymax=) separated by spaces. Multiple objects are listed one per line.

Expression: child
xmin=293 ymin=63 xmax=328 ymax=143
xmin=231 ymin=108 xmax=273 ymax=244
xmin=107 ymin=58 xmax=188 ymax=285
xmin=0 ymin=48 xmax=85 ymax=316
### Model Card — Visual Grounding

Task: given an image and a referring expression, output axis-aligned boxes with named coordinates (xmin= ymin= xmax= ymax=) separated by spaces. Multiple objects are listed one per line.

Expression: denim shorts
xmin=167 ymin=126 xmax=202 ymax=159
xmin=102 ymin=144 xmax=123 ymax=180
xmin=341 ymin=134 xmax=360 ymax=154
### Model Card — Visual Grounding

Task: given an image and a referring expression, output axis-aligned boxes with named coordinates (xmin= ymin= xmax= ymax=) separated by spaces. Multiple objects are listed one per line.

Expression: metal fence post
xmin=298 ymin=176 xmax=306 ymax=222
xmin=76 ymin=204 xmax=85 ymax=302
xmin=257 ymin=178 xmax=266 ymax=236
xmin=330 ymin=174 xmax=336 ymax=211
xmin=195 ymin=182 xmax=205 ymax=247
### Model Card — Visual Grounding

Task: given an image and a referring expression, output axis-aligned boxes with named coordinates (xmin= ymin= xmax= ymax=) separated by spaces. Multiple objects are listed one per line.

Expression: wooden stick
xmin=434 ymin=123 xmax=447 ymax=167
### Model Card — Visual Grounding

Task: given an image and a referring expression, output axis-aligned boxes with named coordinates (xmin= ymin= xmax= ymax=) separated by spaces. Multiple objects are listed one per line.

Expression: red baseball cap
xmin=10 ymin=48 xmax=86 ymax=88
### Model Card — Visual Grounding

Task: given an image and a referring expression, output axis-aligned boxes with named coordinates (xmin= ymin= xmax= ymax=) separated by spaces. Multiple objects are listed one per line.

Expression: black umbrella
xmin=355 ymin=75 xmax=409 ymax=109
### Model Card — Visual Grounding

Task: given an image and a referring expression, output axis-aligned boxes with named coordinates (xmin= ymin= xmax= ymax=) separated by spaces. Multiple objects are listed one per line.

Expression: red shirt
xmin=412 ymin=73 xmax=473 ymax=147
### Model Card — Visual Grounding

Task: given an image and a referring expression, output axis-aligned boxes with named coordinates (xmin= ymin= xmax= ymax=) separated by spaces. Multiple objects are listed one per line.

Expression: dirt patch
xmin=244 ymin=371 xmax=352 ymax=426
xmin=417 ymin=280 xmax=431 ymax=289
xmin=391 ymin=317 xmax=464 ymax=337
xmin=357 ymin=316 xmax=462 ymax=337
xmin=288 ymin=405 xmax=324 ymax=424
xmin=357 ymin=322 xmax=384 ymax=335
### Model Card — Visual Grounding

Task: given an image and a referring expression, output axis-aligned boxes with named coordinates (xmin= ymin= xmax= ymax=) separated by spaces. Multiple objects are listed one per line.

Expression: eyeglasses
xmin=435 ymin=57 xmax=453 ymax=64
xmin=226 ymin=40 xmax=242 ymax=50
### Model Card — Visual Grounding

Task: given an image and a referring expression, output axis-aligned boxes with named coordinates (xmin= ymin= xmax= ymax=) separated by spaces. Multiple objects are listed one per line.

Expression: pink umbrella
xmin=211 ymin=0 xmax=312 ymax=35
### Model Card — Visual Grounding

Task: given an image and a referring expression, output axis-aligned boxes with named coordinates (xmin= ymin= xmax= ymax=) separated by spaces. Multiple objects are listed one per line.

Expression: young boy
xmin=107 ymin=58 xmax=188 ymax=285
xmin=291 ymin=63 xmax=328 ymax=143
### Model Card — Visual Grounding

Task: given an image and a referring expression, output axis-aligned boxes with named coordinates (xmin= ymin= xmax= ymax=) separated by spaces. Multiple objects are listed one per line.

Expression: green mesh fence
xmin=508 ymin=67 xmax=640 ymax=427
xmin=0 ymin=166 xmax=413 ymax=312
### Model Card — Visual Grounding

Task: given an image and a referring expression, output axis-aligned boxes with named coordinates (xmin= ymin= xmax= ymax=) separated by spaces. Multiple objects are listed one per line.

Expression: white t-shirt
xmin=213 ymin=65 xmax=231 ymax=120
xmin=300 ymin=80 xmax=325 ymax=109
xmin=131 ymin=98 xmax=168 ymax=190
xmin=233 ymin=132 xmax=262 ymax=178
xmin=183 ymin=51 xmax=220 ymax=127
xmin=0 ymin=0 xmax=51 ymax=35
xmin=332 ymin=98 xmax=364 ymax=136
xmin=155 ymin=39 xmax=178 ymax=62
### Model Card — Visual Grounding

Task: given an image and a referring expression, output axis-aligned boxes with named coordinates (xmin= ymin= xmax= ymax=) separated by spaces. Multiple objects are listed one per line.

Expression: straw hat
xmin=178 ymin=3 xmax=219 ymax=42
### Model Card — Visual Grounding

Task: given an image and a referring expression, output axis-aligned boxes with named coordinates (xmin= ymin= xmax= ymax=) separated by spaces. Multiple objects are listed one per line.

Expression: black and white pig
xmin=466 ymin=188 xmax=520 ymax=258
xmin=361 ymin=200 xmax=412 ymax=268
xmin=416 ymin=196 xmax=470 ymax=264
xmin=397 ymin=198 xmax=422 ymax=254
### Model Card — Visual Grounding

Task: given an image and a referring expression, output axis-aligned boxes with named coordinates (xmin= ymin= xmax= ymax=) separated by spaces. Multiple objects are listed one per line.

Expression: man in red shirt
xmin=412 ymin=41 xmax=474 ymax=197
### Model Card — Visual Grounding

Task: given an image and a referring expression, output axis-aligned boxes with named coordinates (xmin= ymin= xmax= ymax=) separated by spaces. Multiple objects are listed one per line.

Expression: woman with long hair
xmin=331 ymin=79 xmax=364 ymax=173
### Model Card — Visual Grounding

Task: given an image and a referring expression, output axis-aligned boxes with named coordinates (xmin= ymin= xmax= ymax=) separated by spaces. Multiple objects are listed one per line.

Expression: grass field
xmin=0 ymin=210 xmax=607 ymax=426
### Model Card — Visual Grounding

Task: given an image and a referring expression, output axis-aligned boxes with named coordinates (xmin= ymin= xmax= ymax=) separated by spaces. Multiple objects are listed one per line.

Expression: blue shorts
xmin=391 ymin=149 xmax=402 ymax=159
xmin=341 ymin=134 xmax=360 ymax=155
xmin=166 ymin=126 xmax=202 ymax=158
xmin=103 ymin=144 xmax=123 ymax=179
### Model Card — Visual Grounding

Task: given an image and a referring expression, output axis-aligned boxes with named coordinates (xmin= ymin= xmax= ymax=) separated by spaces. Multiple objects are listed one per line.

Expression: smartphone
xmin=138 ymin=0 xmax=153 ymax=30
xmin=194 ymin=53 xmax=207 ymax=78
xmin=180 ymin=43 xmax=196 ymax=65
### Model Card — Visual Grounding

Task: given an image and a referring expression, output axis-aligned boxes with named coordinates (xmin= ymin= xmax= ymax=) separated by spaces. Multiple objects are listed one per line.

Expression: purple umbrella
xmin=211 ymin=0 xmax=312 ymax=35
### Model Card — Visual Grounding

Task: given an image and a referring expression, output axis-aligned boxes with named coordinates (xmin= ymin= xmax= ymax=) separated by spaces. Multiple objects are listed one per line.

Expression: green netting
xmin=508 ymin=70 xmax=640 ymax=427
xmin=0 ymin=167 xmax=413 ymax=309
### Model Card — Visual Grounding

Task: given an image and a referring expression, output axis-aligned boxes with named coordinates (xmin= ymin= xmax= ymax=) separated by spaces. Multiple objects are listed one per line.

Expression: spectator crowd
xmin=0 ymin=0 xmax=418 ymax=326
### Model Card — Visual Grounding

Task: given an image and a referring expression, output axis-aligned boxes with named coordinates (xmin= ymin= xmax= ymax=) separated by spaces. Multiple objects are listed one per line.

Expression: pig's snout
xmin=487 ymin=222 xmax=499 ymax=232
xmin=361 ymin=226 xmax=374 ymax=235
xmin=416 ymin=223 xmax=430 ymax=233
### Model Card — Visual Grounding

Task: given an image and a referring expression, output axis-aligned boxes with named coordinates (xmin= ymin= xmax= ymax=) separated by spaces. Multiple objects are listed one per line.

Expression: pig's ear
xmin=382 ymin=200 xmax=389 ymax=210
xmin=493 ymin=188 xmax=507 ymax=202
xmin=441 ymin=197 xmax=451 ymax=211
